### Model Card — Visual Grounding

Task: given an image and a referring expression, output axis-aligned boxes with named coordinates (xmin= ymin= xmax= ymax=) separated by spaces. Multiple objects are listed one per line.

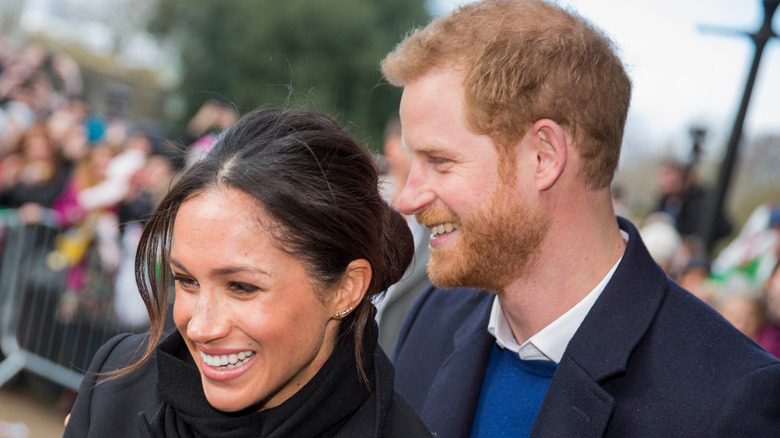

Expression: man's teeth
xmin=430 ymin=223 xmax=460 ymax=237
xmin=200 ymin=351 xmax=254 ymax=369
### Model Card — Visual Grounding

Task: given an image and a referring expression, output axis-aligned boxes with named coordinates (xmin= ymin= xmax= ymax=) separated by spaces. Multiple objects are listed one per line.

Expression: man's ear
xmin=330 ymin=259 xmax=372 ymax=319
xmin=531 ymin=119 xmax=568 ymax=191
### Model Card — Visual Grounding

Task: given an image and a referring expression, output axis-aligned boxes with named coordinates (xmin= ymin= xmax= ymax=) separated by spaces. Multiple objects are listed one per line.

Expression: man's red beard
xmin=417 ymin=183 xmax=549 ymax=292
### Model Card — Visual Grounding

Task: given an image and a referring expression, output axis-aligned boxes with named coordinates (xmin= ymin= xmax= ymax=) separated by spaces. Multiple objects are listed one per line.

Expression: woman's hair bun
xmin=379 ymin=202 xmax=415 ymax=291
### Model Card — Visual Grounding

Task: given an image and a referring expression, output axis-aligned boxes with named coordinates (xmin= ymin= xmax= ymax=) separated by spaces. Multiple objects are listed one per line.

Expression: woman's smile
xmin=198 ymin=348 xmax=259 ymax=383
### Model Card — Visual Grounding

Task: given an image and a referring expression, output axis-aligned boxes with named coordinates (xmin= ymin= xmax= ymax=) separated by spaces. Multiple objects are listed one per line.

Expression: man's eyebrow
xmin=405 ymin=140 xmax=449 ymax=155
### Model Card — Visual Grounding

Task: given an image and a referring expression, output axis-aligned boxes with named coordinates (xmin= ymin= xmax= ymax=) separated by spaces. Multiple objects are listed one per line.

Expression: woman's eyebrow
xmin=169 ymin=258 xmax=186 ymax=271
xmin=169 ymin=258 xmax=270 ymax=277
xmin=211 ymin=265 xmax=271 ymax=277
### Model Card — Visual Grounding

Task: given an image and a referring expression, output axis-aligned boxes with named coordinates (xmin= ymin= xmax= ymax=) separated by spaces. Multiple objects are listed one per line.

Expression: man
xmin=655 ymin=159 xmax=731 ymax=245
xmin=380 ymin=1 xmax=780 ymax=437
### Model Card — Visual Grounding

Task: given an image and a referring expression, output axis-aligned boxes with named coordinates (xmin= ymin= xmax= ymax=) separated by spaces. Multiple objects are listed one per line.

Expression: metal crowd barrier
xmin=0 ymin=210 xmax=129 ymax=391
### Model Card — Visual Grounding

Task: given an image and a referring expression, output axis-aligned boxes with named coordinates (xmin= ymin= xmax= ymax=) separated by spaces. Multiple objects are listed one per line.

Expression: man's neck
xmin=498 ymin=199 xmax=626 ymax=344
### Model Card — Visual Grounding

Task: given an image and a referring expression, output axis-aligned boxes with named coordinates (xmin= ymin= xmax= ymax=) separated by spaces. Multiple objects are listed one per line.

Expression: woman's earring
xmin=332 ymin=306 xmax=353 ymax=319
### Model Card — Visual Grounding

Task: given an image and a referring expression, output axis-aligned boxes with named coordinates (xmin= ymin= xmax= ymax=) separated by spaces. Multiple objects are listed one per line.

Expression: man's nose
xmin=398 ymin=161 xmax=435 ymax=216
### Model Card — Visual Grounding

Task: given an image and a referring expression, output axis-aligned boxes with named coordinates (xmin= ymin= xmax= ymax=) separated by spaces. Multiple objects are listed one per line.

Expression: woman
xmin=0 ymin=122 xmax=70 ymax=217
xmin=64 ymin=108 xmax=431 ymax=437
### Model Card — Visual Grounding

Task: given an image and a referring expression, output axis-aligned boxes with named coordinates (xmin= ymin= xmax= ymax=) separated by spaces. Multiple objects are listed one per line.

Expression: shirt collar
xmin=488 ymin=230 xmax=628 ymax=363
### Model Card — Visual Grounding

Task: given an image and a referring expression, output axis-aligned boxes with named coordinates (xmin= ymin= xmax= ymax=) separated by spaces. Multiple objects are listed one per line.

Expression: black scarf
xmin=138 ymin=325 xmax=376 ymax=438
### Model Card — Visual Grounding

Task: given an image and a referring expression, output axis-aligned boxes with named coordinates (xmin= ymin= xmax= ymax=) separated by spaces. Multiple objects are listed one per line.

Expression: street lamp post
xmin=700 ymin=0 xmax=779 ymax=256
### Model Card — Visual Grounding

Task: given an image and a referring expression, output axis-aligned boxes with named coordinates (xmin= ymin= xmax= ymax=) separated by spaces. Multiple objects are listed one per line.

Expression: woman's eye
xmin=229 ymin=282 xmax=260 ymax=294
xmin=172 ymin=275 xmax=198 ymax=290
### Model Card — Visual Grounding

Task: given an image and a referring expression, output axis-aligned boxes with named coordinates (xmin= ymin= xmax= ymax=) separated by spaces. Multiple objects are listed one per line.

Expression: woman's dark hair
xmin=119 ymin=108 xmax=414 ymax=383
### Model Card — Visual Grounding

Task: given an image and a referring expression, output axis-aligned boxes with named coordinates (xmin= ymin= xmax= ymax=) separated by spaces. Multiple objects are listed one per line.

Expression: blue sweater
xmin=470 ymin=344 xmax=558 ymax=437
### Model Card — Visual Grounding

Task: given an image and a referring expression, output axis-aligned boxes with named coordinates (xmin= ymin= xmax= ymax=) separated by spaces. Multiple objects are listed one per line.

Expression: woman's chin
xmin=204 ymin=391 xmax=257 ymax=414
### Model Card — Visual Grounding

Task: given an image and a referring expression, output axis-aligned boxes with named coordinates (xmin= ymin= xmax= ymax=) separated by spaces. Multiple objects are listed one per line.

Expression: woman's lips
xmin=199 ymin=350 xmax=258 ymax=382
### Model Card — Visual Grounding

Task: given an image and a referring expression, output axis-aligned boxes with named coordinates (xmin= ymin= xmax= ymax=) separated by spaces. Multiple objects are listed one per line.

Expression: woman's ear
xmin=330 ymin=259 xmax=372 ymax=319
xmin=531 ymin=119 xmax=568 ymax=191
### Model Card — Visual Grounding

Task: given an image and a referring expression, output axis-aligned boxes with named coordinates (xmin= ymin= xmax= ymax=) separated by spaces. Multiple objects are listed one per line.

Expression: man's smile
xmin=429 ymin=222 xmax=461 ymax=237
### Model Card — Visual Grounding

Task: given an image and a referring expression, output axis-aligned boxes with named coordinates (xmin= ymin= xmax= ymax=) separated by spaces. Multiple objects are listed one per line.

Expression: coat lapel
xmin=532 ymin=217 xmax=668 ymax=437
xmin=531 ymin=361 xmax=615 ymax=437
xmin=421 ymin=294 xmax=494 ymax=438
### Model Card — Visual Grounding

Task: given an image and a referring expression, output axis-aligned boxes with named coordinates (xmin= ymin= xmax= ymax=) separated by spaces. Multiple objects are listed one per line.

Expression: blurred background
xmin=0 ymin=0 xmax=778 ymax=437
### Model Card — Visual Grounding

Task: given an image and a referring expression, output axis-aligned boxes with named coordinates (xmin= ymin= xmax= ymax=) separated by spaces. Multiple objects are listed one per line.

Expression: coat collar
xmin=564 ymin=217 xmax=667 ymax=381
xmin=531 ymin=217 xmax=669 ymax=437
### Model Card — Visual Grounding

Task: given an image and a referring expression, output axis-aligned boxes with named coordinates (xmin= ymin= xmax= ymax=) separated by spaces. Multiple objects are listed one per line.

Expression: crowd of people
xmin=637 ymin=162 xmax=780 ymax=359
xmin=0 ymin=39 xmax=183 ymax=333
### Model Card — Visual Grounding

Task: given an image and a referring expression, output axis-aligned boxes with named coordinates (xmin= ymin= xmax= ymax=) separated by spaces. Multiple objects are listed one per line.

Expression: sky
xmin=430 ymin=0 xmax=780 ymax=165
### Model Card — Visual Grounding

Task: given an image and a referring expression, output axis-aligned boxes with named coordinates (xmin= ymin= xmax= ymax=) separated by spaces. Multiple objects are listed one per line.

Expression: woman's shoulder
xmin=91 ymin=333 xmax=146 ymax=365
xmin=333 ymin=389 xmax=432 ymax=438
xmin=90 ymin=332 xmax=162 ymax=392
xmin=384 ymin=391 xmax=433 ymax=437
xmin=64 ymin=332 xmax=164 ymax=438
xmin=334 ymin=345 xmax=432 ymax=438
xmin=71 ymin=332 xmax=152 ymax=381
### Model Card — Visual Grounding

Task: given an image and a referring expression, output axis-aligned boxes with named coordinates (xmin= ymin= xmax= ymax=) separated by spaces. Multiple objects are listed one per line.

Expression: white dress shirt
xmin=488 ymin=231 xmax=628 ymax=363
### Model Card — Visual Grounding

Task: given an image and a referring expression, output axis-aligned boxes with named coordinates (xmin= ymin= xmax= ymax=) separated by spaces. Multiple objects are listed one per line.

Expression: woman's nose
xmin=185 ymin=292 xmax=230 ymax=343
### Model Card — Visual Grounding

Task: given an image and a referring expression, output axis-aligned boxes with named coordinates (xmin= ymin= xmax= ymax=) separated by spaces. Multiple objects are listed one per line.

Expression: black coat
xmin=392 ymin=217 xmax=780 ymax=437
xmin=65 ymin=329 xmax=431 ymax=437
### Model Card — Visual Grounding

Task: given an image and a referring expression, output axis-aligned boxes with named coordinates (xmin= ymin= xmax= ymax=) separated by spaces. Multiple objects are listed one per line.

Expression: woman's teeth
xmin=200 ymin=351 xmax=254 ymax=369
xmin=430 ymin=222 xmax=460 ymax=237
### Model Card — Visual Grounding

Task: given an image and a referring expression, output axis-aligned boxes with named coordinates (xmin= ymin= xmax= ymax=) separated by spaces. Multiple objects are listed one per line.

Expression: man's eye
xmin=430 ymin=157 xmax=450 ymax=165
